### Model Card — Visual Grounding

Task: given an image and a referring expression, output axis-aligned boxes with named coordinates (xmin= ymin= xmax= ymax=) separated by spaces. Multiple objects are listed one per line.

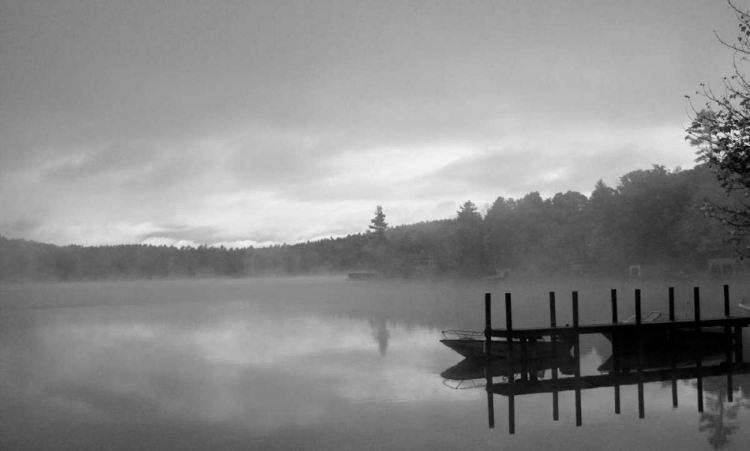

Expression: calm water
xmin=1 ymin=277 xmax=749 ymax=450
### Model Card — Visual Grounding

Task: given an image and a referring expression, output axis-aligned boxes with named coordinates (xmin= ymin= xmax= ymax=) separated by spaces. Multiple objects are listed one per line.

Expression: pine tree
xmin=369 ymin=205 xmax=388 ymax=238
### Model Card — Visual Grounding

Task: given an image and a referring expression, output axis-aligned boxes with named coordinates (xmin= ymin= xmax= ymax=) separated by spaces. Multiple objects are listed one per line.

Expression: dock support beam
xmin=484 ymin=293 xmax=494 ymax=429
xmin=505 ymin=293 xmax=515 ymax=435
xmin=550 ymin=292 xmax=559 ymax=421
xmin=611 ymin=289 xmax=620 ymax=414
xmin=723 ymin=285 xmax=734 ymax=402
xmin=694 ymin=287 xmax=704 ymax=413
xmin=669 ymin=287 xmax=678 ymax=408
xmin=573 ymin=291 xmax=582 ymax=427
xmin=635 ymin=289 xmax=645 ymax=419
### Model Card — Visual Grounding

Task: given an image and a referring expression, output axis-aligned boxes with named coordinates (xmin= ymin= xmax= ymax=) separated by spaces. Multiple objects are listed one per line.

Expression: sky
xmin=0 ymin=0 xmax=744 ymax=247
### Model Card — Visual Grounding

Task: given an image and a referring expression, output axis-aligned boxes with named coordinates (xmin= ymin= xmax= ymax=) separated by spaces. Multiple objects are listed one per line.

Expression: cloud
xmin=138 ymin=225 xmax=222 ymax=244
xmin=0 ymin=0 xmax=736 ymax=246
xmin=414 ymin=124 xmax=696 ymax=202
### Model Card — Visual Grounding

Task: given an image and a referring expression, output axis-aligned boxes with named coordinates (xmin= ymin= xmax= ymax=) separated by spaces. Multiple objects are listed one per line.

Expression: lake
xmin=1 ymin=276 xmax=749 ymax=450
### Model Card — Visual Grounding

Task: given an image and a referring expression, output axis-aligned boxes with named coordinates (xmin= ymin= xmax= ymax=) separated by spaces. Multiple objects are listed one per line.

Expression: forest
xmin=0 ymin=163 xmax=742 ymax=282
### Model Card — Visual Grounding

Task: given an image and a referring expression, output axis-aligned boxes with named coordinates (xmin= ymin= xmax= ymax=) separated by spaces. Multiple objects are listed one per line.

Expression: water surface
xmin=1 ymin=277 xmax=749 ymax=450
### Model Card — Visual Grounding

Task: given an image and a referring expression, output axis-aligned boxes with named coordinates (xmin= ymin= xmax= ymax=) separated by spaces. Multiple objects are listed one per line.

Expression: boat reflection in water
xmin=441 ymin=349 xmax=577 ymax=390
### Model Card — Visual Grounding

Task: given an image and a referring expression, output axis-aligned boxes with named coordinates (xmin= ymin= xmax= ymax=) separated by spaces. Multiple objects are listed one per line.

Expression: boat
xmin=440 ymin=330 xmax=573 ymax=359
xmin=739 ymin=300 xmax=750 ymax=314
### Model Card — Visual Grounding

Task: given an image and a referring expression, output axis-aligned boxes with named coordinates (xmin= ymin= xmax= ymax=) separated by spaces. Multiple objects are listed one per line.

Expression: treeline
xmin=0 ymin=235 xmax=375 ymax=281
xmin=0 ymin=164 xmax=740 ymax=282
xmin=385 ymin=164 xmax=736 ymax=278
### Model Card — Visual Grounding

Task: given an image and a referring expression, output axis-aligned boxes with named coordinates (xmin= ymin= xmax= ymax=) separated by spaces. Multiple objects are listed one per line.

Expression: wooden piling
xmin=520 ymin=339 xmax=529 ymax=381
xmin=505 ymin=293 xmax=514 ymax=359
xmin=611 ymin=289 xmax=618 ymax=324
xmin=635 ymin=289 xmax=644 ymax=418
xmin=723 ymin=285 xmax=733 ymax=402
xmin=736 ymin=326 xmax=744 ymax=364
xmin=694 ymin=287 xmax=703 ymax=413
xmin=694 ymin=287 xmax=701 ymax=324
xmin=668 ymin=287 xmax=675 ymax=321
xmin=484 ymin=293 xmax=494 ymax=429
xmin=550 ymin=292 xmax=559 ymax=421
xmin=573 ymin=291 xmax=582 ymax=427
xmin=610 ymin=289 xmax=621 ymax=414
xmin=724 ymin=285 xmax=731 ymax=317
xmin=505 ymin=293 xmax=515 ymax=435
xmin=668 ymin=287 xmax=677 ymax=408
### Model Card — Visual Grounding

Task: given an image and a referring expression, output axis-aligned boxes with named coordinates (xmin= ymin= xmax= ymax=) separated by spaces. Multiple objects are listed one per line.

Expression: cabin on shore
xmin=708 ymin=258 xmax=737 ymax=279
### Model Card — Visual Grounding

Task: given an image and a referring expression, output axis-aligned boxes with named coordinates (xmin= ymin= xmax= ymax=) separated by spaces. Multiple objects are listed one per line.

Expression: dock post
xmin=611 ymin=288 xmax=620 ymax=414
xmin=724 ymin=285 xmax=730 ymax=317
xmin=635 ymin=289 xmax=645 ymax=419
xmin=505 ymin=293 xmax=514 ymax=359
xmin=573 ymin=291 xmax=582 ymax=427
xmin=694 ymin=287 xmax=701 ymax=324
xmin=505 ymin=293 xmax=515 ymax=435
xmin=723 ymin=285 xmax=733 ymax=402
xmin=520 ymin=339 xmax=529 ymax=381
xmin=484 ymin=293 xmax=494 ymax=429
xmin=694 ymin=287 xmax=704 ymax=413
xmin=635 ymin=289 xmax=642 ymax=325
xmin=669 ymin=287 xmax=675 ymax=321
xmin=736 ymin=326 xmax=744 ymax=364
xmin=668 ymin=287 xmax=677 ymax=408
xmin=550 ymin=292 xmax=557 ymax=328
xmin=485 ymin=292 xmax=493 ymax=360
xmin=611 ymin=288 xmax=618 ymax=323
xmin=550 ymin=292 xmax=559 ymax=421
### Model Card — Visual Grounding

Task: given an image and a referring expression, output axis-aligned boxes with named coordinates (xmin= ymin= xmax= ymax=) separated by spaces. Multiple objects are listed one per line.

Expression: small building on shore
xmin=708 ymin=258 xmax=736 ymax=279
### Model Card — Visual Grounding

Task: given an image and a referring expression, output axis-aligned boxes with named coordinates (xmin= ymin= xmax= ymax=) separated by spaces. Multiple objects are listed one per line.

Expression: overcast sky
xmin=0 ymin=0 xmax=742 ymax=247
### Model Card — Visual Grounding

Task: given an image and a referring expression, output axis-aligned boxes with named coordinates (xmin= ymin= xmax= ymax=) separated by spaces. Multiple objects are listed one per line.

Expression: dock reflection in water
xmin=440 ymin=338 xmax=750 ymax=449
xmin=472 ymin=286 xmax=750 ymax=437
xmin=478 ymin=336 xmax=750 ymax=440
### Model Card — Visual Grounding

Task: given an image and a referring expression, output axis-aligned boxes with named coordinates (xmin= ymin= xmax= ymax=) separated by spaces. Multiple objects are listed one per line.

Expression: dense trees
xmin=0 ymin=164 xmax=739 ymax=282
xmin=687 ymin=0 xmax=750 ymax=255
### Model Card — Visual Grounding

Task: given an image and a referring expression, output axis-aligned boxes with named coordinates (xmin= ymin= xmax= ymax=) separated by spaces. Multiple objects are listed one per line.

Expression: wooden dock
xmin=484 ymin=286 xmax=750 ymax=363
xmin=487 ymin=317 xmax=750 ymax=339
xmin=480 ymin=285 xmax=750 ymax=434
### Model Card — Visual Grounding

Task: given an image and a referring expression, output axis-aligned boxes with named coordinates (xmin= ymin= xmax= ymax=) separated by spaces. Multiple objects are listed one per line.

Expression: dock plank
xmin=487 ymin=317 xmax=750 ymax=339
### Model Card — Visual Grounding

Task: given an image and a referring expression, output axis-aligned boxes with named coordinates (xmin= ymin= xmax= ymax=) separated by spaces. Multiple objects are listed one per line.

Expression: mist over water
xmin=1 ymin=276 xmax=750 ymax=450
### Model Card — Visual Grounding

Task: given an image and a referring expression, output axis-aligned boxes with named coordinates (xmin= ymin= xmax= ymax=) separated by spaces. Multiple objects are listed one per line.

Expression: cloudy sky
xmin=0 ymin=0 xmax=742 ymax=247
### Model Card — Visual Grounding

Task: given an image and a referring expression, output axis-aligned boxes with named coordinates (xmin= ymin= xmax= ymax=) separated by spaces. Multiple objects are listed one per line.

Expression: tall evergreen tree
xmin=368 ymin=205 xmax=388 ymax=238
xmin=454 ymin=200 xmax=485 ymax=275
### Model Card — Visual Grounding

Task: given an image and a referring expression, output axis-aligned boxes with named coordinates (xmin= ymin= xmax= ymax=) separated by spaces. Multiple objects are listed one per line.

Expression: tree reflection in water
xmin=698 ymin=375 xmax=750 ymax=449
xmin=370 ymin=317 xmax=390 ymax=357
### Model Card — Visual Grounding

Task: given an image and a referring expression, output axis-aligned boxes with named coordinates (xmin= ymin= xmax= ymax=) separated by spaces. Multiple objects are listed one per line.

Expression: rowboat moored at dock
xmin=440 ymin=330 xmax=573 ymax=359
